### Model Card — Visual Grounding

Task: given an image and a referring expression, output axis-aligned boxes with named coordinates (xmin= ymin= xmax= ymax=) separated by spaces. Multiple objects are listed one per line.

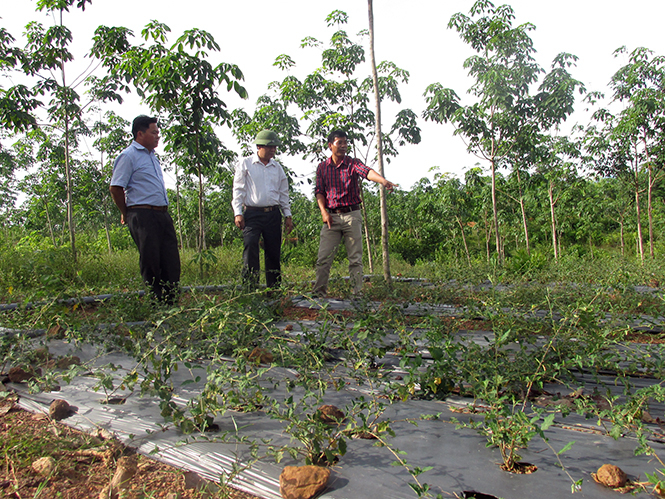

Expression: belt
xmin=127 ymin=205 xmax=168 ymax=212
xmin=328 ymin=204 xmax=361 ymax=214
xmin=245 ymin=205 xmax=279 ymax=212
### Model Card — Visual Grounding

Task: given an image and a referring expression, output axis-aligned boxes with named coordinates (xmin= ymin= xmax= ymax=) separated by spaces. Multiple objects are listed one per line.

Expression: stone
xmin=317 ymin=404 xmax=344 ymax=424
xmin=33 ymin=347 xmax=51 ymax=363
xmin=114 ymin=324 xmax=130 ymax=336
xmin=98 ymin=486 xmax=116 ymax=499
xmin=596 ymin=464 xmax=628 ymax=488
xmin=110 ymin=455 xmax=137 ymax=489
xmin=47 ymin=324 xmax=66 ymax=339
xmin=184 ymin=471 xmax=218 ymax=495
xmin=183 ymin=471 xmax=205 ymax=489
xmin=248 ymin=347 xmax=274 ymax=364
xmin=56 ymin=356 xmax=81 ymax=369
xmin=31 ymin=456 xmax=56 ymax=476
xmin=90 ymin=428 xmax=115 ymax=441
xmin=8 ymin=366 xmax=40 ymax=383
xmin=99 ymin=456 xmax=138 ymax=498
xmin=279 ymin=465 xmax=330 ymax=499
xmin=49 ymin=399 xmax=73 ymax=421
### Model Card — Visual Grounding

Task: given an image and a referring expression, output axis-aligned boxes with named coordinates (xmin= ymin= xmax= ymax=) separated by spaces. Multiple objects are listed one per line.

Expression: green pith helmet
xmin=254 ymin=130 xmax=282 ymax=146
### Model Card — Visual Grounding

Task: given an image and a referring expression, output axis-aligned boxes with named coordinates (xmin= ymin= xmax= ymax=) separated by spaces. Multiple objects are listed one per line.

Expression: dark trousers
xmin=242 ymin=209 xmax=282 ymax=288
xmin=126 ymin=208 xmax=181 ymax=304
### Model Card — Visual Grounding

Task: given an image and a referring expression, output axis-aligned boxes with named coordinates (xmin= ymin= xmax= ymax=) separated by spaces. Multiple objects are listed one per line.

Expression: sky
xmin=3 ymin=0 xmax=665 ymax=192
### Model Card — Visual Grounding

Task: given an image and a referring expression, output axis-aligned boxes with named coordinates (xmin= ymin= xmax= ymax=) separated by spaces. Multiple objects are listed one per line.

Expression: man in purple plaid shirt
xmin=313 ymin=130 xmax=398 ymax=297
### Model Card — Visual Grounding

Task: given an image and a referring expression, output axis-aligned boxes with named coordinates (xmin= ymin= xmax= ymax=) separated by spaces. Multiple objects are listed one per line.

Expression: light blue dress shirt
xmin=110 ymin=141 xmax=169 ymax=206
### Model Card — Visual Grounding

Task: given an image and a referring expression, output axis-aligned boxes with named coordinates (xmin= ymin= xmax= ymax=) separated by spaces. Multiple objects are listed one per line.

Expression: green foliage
xmin=92 ymin=20 xmax=247 ymax=251
xmin=245 ymin=10 xmax=420 ymax=167
xmin=424 ymin=1 xmax=584 ymax=261
xmin=460 ymin=403 xmax=541 ymax=471
xmin=3 ymin=4 xmax=665 ymax=495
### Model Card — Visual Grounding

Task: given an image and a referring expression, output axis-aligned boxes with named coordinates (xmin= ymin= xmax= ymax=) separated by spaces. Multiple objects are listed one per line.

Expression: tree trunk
xmin=359 ymin=185 xmax=374 ymax=273
xmin=635 ymin=187 xmax=644 ymax=262
xmin=368 ymin=0 xmax=391 ymax=285
xmin=57 ymin=9 xmax=76 ymax=263
xmin=515 ymin=169 xmax=530 ymax=255
xmin=631 ymin=142 xmax=644 ymax=261
xmin=44 ymin=198 xmax=56 ymax=247
xmin=548 ymin=181 xmax=558 ymax=262
xmin=490 ymin=156 xmax=501 ymax=262
xmin=198 ymin=167 xmax=206 ymax=252
xmin=100 ymin=150 xmax=112 ymax=253
xmin=483 ymin=210 xmax=491 ymax=263
xmin=64 ymin=117 xmax=76 ymax=262
xmin=103 ymin=207 xmax=112 ymax=253
xmin=643 ymin=134 xmax=656 ymax=259
xmin=456 ymin=216 xmax=471 ymax=267
xmin=175 ymin=161 xmax=183 ymax=249
xmin=647 ymin=164 xmax=654 ymax=259
xmin=619 ymin=212 xmax=625 ymax=257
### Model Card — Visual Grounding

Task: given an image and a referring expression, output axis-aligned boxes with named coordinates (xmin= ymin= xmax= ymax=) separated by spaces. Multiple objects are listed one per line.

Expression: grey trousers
xmin=313 ymin=210 xmax=363 ymax=296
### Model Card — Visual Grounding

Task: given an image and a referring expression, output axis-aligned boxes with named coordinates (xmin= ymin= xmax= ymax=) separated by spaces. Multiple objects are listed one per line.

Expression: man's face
xmin=137 ymin=123 xmax=160 ymax=151
xmin=329 ymin=137 xmax=348 ymax=156
xmin=257 ymin=145 xmax=277 ymax=162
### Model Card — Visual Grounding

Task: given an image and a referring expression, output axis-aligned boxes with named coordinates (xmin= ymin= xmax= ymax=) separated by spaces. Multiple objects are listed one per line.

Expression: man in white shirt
xmin=232 ymin=130 xmax=294 ymax=288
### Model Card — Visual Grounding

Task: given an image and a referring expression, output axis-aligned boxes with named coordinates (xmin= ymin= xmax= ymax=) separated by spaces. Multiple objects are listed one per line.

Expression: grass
xmin=2 ymin=241 xmax=665 ymax=497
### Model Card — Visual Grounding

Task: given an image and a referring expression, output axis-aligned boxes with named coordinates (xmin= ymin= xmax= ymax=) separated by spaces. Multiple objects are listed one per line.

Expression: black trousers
xmin=242 ymin=209 xmax=282 ymax=288
xmin=126 ymin=208 xmax=181 ymax=304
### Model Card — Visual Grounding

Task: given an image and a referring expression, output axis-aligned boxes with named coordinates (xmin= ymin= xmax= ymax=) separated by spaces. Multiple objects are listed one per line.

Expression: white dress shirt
xmin=232 ymin=154 xmax=292 ymax=217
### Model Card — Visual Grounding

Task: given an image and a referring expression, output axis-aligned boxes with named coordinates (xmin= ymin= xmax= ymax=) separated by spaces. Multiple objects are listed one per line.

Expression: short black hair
xmin=132 ymin=115 xmax=158 ymax=139
xmin=327 ymin=129 xmax=347 ymax=145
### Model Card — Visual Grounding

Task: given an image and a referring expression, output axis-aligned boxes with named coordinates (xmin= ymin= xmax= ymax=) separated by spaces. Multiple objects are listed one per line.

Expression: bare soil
xmin=0 ymin=396 xmax=262 ymax=499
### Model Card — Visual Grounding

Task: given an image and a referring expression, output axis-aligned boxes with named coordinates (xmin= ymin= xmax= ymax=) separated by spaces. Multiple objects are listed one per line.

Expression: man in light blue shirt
xmin=110 ymin=115 xmax=180 ymax=304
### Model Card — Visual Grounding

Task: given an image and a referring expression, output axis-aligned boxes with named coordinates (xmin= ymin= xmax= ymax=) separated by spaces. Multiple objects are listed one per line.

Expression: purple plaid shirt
xmin=315 ymin=156 xmax=371 ymax=209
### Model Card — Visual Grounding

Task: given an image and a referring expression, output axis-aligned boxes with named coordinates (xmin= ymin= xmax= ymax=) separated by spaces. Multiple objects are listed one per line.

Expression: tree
xmin=533 ymin=135 xmax=581 ymax=261
xmin=264 ymin=10 xmax=420 ymax=274
xmin=465 ymin=167 xmax=497 ymax=262
xmin=5 ymin=0 xmax=115 ymax=261
xmin=588 ymin=177 xmax=633 ymax=256
xmin=15 ymin=128 xmax=68 ymax=245
xmin=424 ymin=0 xmax=584 ymax=262
xmin=91 ymin=111 xmax=130 ymax=252
xmin=387 ymin=177 xmax=449 ymax=265
xmin=585 ymin=108 xmax=647 ymax=261
xmin=0 ymin=27 xmax=40 ymax=134
xmin=19 ymin=1 xmax=97 ymax=261
xmin=500 ymin=158 xmax=534 ymax=255
xmin=92 ymin=21 xmax=247 ymax=252
xmin=608 ymin=47 xmax=665 ymax=258
xmin=367 ymin=0 xmax=392 ymax=282
xmin=232 ymin=95 xmax=306 ymax=160
xmin=438 ymin=173 xmax=474 ymax=266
